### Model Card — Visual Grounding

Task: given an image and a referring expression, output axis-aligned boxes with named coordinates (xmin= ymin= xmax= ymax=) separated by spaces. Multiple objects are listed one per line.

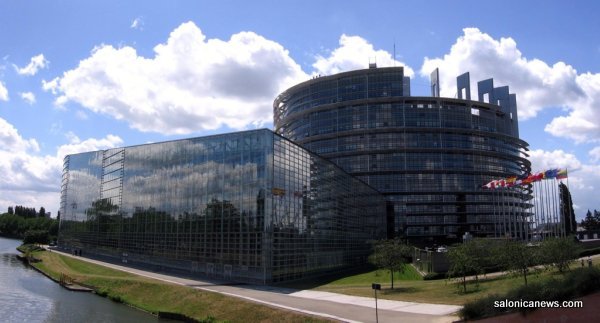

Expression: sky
xmin=0 ymin=0 xmax=599 ymax=220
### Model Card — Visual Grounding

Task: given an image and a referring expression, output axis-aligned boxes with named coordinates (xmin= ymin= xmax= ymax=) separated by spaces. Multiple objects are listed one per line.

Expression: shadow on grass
xmin=277 ymin=264 xmax=378 ymax=290
xmin=380 ymin=286 xmax=419 ymax=294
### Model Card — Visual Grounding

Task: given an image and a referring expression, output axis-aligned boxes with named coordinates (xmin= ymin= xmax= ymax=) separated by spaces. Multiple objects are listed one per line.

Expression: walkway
xmin=50 ymin=249 xmax=460 ymax=323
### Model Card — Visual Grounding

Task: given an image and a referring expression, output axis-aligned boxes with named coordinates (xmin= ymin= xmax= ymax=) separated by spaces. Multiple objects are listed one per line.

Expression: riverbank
xmin=22 ymin=247 xmax=330 ymax=323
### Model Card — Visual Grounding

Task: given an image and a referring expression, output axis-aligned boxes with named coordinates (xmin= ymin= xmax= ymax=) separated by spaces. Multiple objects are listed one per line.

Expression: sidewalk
xmin=50 ymin=249 xmax=461 ymax=323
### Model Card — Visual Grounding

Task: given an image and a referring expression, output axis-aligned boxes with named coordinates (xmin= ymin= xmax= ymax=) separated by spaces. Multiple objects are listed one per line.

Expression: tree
xmin=447 ymin=241 xmax=478 ymax=293
xmin=498 ymin=240 xmax=537 ymax=286
xmin=581 ymin=210 xmax=600 ymax=231
xmin=368 ymin=239 xmax=412 ymax=289
xmin=538 ymin=237 xmax=581 ymax=273
xmin=8 ymin=206 xmax=13 ymax=215
xmin=23 ymin=229 xmax=49 ymax=244
xmin=38 ymin=207 xmax=46 ymax=218
xmin=559 ymin=183 xmax=576 ymax=235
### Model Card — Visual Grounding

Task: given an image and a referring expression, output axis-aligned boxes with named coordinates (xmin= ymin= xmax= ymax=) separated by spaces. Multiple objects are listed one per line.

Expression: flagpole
xmin=538 ymin=180 xmax=545 ymax=240
xmin=492 ymin=188 xmax=497 ymax=238
xmin=531 ymin=185 xmax=540 ymax=240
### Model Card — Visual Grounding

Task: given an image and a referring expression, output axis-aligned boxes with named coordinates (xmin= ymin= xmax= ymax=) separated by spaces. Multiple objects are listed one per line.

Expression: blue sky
xmin=1 ymin=0 xmax=599 ymax=219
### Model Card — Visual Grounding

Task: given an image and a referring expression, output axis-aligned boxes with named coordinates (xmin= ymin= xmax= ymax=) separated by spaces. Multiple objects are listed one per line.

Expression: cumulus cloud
xmin=544 ymin=72 xmax=600 ymax=143
xmin=56 ymin=133 xmax=123 ymax=159
xmin=44 ymin=22 xmax=307 ymax=135
xmin=313 ymin=34 xmax=414 ymax=76
xmin=0 ymin=117 xmax=122 ymax=214
xmin=0 ymin=118 xmax=40 ymax=153
xmin=528 ymin=148 xmax=600 ymax=216
xmin=14 ymin=54 xmax=49 ymax=76
xmin=19 ymin=92 xmax=36 ymax=105
xmin=0 ymin=81 xmax=8 ymax=101
xmin=589 ymin=146 xmax=600 ymax=163
xmin=528 ymin=149 xmax=582 ymax=173
xmin=420 ymin=28 xmax=600 ymax=143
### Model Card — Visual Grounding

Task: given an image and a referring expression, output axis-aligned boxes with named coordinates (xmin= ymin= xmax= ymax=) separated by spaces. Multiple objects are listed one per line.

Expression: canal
xmin=0 ymin=236 xmax=170 ymax=322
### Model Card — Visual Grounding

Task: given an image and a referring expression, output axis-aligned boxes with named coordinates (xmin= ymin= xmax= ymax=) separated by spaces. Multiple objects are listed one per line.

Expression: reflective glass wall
xmin=59 ymin=129 xmax=386 ymax=284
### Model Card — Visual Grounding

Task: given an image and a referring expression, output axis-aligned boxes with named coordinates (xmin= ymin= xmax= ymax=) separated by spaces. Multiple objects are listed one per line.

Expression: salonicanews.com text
xmin=494 ymin=299 xmax=583 ymax=309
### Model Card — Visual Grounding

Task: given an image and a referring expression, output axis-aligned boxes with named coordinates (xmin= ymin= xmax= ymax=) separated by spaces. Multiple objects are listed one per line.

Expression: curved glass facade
xmin=274 ymin=67 xmax=531 ymax=244
xmin=58 ymin=129 xmax=386 ymax=283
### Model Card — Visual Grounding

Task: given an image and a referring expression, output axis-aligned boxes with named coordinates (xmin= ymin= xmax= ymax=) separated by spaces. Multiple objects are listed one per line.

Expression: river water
xmin=0 ymin=236 xmax=169 ymax=323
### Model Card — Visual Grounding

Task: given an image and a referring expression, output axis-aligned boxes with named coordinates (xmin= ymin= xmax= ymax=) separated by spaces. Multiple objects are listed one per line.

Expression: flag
xmin=483 ymin=179 xmax=498 ymax=189
xmin=494 ymin=179 xmax=504 ymax=188
xmin=556 ymin=168 xmax=568 ymax=179
xmin=521 ymin=174 xmax=534 ymax=185
xmin=532 ymin=172 xmax=545 ymax=182
xmin=506 ymin=176 xmax=517 ymax=187
xmin=544 ymin=168 xmax=559 ymax=179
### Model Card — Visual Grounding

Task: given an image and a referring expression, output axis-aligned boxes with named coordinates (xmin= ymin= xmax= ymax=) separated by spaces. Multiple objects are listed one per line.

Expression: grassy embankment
xmin=26 ymin=248 xmax=330 ymax=323
xmin=283 ymin=262 xmax=600 ymax=305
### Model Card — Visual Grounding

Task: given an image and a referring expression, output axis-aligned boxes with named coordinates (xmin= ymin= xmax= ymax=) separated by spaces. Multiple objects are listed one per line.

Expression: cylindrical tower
xmin=274 ymin=66 xmax=531 ymax=244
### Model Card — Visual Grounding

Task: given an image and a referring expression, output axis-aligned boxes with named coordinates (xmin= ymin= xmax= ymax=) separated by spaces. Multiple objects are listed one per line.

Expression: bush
xmin=460 ymin=267 xmax=600 ymax=320
xmin=23 ymin=230 xmax=49 ymax=244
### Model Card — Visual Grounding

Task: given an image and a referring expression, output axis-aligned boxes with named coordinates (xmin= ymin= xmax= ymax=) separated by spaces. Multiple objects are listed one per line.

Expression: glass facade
xmin=274 ymin=67 xmax=531 ymax=244
xmin=58 ymin=129 xmax=386 ymax=284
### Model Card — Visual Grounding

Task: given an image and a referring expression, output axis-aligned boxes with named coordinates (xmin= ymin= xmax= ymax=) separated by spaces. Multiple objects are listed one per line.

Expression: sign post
xmin=372 ymin=283 xmax=381 ymax=323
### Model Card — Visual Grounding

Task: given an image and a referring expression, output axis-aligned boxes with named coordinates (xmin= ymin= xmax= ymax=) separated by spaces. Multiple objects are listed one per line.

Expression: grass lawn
xmin=283 ymin=264 xmax=583 ymax=305
xmin=30 ymin=249 xmax=330 ymax=323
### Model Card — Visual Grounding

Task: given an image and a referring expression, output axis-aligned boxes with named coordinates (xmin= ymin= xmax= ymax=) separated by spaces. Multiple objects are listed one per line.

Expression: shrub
xmin=23 ymin=229 xmax=49 ymax=244
xmin=460 ymin=267 xmax=600 ymax=320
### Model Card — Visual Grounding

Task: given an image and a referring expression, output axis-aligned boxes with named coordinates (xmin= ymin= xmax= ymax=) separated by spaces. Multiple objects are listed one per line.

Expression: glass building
xmin=274 ymin=66 xmax=532 ymax=244
xmin=58 ymin=129 xmax=386 ymax=284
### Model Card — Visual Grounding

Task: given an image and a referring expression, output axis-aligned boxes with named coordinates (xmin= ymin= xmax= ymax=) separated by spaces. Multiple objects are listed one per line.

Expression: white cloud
xmin=56 ymin=133 xmax=123 ymax=159
xmin=589 ymin=146 xmax=600 ymax=163
xmin=0 ymin=81 xmax=8 ymax=101
xmin=313 ymin=34 xmax=414 ymax=77
xmin=14 ymin=54 xmax=49 ymax=76
xmin=544 ymin=72 xmax=600 ymax=143
xmin=528 ymin=148 xmax=599 ymax=217
xmin=528 ymin=149 xmax=582 ymax=173
xmin=130 ymin=17 xmax=143 ymax=30
xmin=0 ymin=117 xmax=122 ymax=214
xmin=44 ymin=22 xmax=307 ymax=135
xmin=420 ymin=28 xmax=600 ymax=143
xmin=0 ymin=118 xmax=40 ymax=153
xmin=42 ymin=77 xmax=60 ymax=94
xmin=19 ymin=92 xmax=36 ymax=105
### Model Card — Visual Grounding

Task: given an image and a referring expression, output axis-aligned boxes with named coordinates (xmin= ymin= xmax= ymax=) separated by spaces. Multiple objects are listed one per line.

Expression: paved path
xmin=50 ymin=249 xmax=460 ymax=323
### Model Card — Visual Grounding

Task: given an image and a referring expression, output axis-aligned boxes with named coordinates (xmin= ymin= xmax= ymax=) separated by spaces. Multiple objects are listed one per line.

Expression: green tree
xmin=38 ymin=207 xmax=46 ymax=218
xmin=446 ymin=239 xmax=498 ymax=293
xmin=538 ymin=237 xmax=581 ymax=273
xmin=498 ymin=240 xmax=537 ymax=286
xmin=582 ymin=210 xmax=600 ymax=230
xmin=447 ymin=241 xmax=477 ymax=293
xmin=368 ymin=239 xmax=412 ymax=289
xmin=559 ymin=183 xmax=576 ymax=235
xmin=23 ymin=229 xmax=49 ymax=244
xmin=8 ymin=206 xmax=13 ymax=215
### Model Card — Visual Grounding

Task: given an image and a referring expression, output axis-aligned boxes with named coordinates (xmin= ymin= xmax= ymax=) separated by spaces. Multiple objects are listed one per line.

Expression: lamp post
xmin=372 ymin=283 xmax=381 ymax=323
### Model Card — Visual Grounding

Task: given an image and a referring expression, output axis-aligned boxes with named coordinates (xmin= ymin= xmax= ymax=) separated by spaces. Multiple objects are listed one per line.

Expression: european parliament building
xmin=274 ymin=67 xmax=531 ymax=243
xmin=59 ymin=66 xmax=531 ymax=283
